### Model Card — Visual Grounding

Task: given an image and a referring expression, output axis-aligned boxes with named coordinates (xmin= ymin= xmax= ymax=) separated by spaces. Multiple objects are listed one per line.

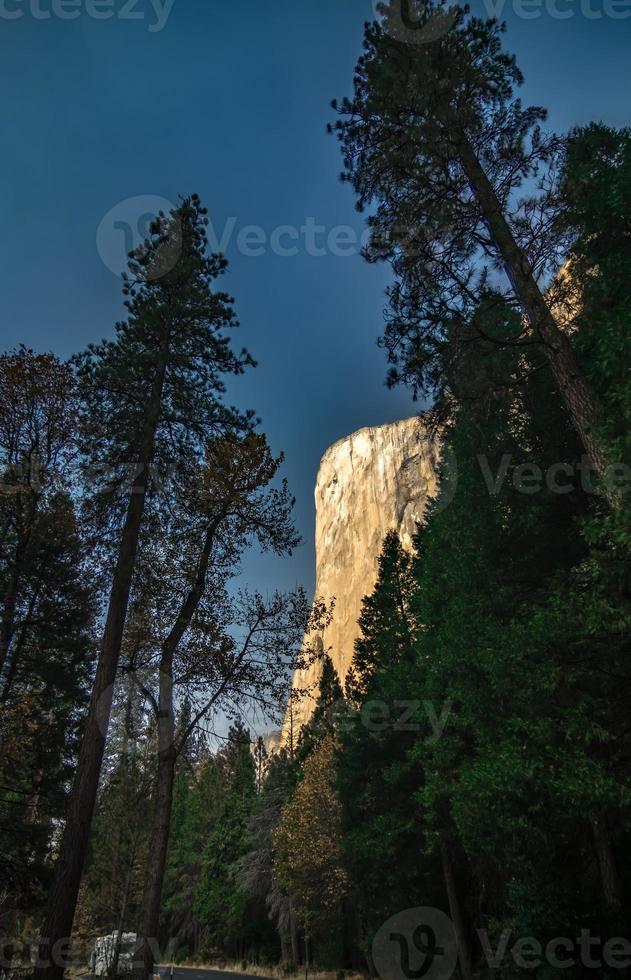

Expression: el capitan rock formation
xmin=285 ymin=415 xmax=441 ymax=738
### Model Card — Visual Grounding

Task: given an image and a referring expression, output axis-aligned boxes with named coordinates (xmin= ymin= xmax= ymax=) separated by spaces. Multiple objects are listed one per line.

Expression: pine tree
xmin=295 ymin=654 xmax=344 ymax=763
xmin=0 ymin=492 xmax=96 ymax=938
xmin=330 ymin=1 xmax=611 ymax=485
xmin=76 ymin=679 xmax=153 ymax=951
xmin=36 ymin=195 xmax=254 ymax=980
xmin=406 ymin=296 xmax=629 ymax=949
xmin=336 ymin=534 xmax=430 ymax=950
xmin=195 ymin=723 xmax=257 ymax=959
xmin=0 ymin=348 xmax=79 ymax=683
xmin=161 ymin=754 xmax=222 ymax=957
xmin=0 ymin=368 xmax=94 ymax=941
xmin=236 ymin=749 xmax=300 ymax=965
xmin=344 ymin=531 xmax=418 ymax=706
xmin=558 ymin=124 xmax=631 ymax=534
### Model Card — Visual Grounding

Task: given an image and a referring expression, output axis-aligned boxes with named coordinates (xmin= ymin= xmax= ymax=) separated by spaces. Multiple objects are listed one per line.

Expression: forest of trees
xmin=2 ymin=2 xmax=631 ymax=979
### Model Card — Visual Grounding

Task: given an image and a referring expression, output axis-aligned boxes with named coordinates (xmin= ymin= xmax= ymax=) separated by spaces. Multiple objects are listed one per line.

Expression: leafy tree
xmin=132 ymin=583 xmax=311 ymax=977
xmin=273 ymin=737 xmax=348 ymax=968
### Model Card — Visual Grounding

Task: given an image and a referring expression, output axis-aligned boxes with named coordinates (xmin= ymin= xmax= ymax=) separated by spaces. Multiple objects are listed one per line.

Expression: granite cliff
xmin=284 ymin=415 xmax=441 ymax=738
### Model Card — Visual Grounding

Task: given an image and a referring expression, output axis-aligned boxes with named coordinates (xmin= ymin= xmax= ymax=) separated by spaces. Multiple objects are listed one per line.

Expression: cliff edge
xmin=284 ymin=415 xmax=441 ymax=738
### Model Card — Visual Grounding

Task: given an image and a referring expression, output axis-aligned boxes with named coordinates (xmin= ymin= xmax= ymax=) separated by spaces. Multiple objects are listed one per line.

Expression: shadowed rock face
xmin=284 ymin=416 xmax=441 ymax=739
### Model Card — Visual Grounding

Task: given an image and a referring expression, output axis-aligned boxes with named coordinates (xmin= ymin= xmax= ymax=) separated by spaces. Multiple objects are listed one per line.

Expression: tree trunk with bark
xmin=0 ymin=492 xmax=37 ymax=678
xmin=1 ymin=588 xmax=40 ymax=702
xmin=593 ymin=818 xmax=623 ymax=912
xmin=440 ymin=837 xmax=473 ymax=980
xmin=289 ymin=901 xmax=300 ymax=966
xmin=133 ymin=517 xmax=221 ymax=980
xmin=457 ymin=136 xmax=613 ymax=495
xmin=0 ymin=562 xmax=23 ymax=678
xmin=35 ymin=347 xmax=169 ymax=980
xmin=133 ymin=678 xmax=177 ymax=980
xmin=110 ymin=848 xmax=137 ymax=979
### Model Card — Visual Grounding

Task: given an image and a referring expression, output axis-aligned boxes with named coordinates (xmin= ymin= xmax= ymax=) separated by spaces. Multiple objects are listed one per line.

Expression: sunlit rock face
xmin=284 ymin=416 xmax=441 ymax=740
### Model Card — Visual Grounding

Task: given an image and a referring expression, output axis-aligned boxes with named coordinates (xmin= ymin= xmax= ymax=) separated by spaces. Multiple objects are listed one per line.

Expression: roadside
xmin=158 ymin=964 xmax=367 ymax=980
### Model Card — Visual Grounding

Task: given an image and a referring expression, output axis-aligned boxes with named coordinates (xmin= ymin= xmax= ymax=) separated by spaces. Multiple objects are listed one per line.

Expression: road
xmin=158 ymin=966 xmax=270 ymax=980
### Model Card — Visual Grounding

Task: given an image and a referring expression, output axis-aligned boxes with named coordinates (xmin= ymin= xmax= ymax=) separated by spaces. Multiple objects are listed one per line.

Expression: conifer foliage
xmin=330 ymin=0 xmax=611 ymax=481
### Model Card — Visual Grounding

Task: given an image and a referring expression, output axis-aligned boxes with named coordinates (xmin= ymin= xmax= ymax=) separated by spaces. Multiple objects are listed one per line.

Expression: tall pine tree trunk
xmin=134 ymin=677 xmax=177 ymax=980
xmin=110 ymin=838 xmax=138 ymax=979
xmin=0 ymin=563 xmax=21 ymax=677
xmin=439 ymin=837 xmax=472 ymax=980
xmin=593 ymin=818 xmax=623 ymax=912
xmin=134 ymin=518 xmax=220 ymax=980
xmin=279 ymin=934 xmax=290 ymax=964
xmin=457 ymin=136 xmax=612 ymax=494
xmin=0 ymin=495 xmax=36 ymax=678
xmin=35 ymin=349 xmax=169 ymax=980
xmin=1 ymin=589 xmax=39 ymax=702
xmin=289 ymin=901 xmax=300 ymax=966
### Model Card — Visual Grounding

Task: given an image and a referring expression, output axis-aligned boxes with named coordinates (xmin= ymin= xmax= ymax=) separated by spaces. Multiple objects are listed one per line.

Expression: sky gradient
xmin=2 ymin=0 xmax=630 ymax=600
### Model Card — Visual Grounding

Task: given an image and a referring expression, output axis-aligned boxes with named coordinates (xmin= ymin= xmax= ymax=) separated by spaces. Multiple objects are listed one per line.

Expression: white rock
xmin=284 ymin=415 xmax=440 ymax=737
xmin=89 ymin=933 xmax=137 ymax=976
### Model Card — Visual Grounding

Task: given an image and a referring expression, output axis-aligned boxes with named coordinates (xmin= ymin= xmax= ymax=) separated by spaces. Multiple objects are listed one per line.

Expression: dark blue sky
xmin=2 ymin=0 xmax=630 ymax=598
